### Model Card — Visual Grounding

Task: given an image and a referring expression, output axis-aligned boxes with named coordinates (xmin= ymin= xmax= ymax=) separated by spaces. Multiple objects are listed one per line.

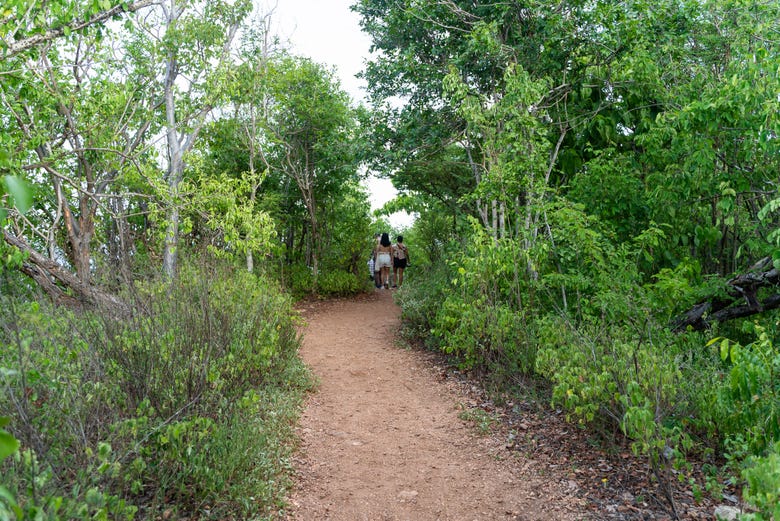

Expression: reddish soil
xmin=286 ymin=290 xmax=725 ymax=520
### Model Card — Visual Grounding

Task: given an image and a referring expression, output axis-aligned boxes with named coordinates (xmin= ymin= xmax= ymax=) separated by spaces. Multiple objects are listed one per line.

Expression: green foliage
xmin=712 ymin=323 xmax=780 ymax=457
xmin=358 ymin=0 xmax=780 ymax=513
xmin=316 ymin=269 xmax=366 ymax=297
xmin=0 ymin=418 xmax=18 ymax=462
xmin=1 ymin=445 xmax=137 ymax=520
xmin=566 ymin=152 xmax=648 ymax=242
xmin=184 ymin=168 xmax=276 ymax=264
xmin=0 ymin=176 xmax=32 ymax=224
xmin=0 ymin=259 xmax=311 ymax=519
xmin=319 ymin=182 xmax=375 ymax=278
xmin=394 ymin=249 xmax=453 ymax=347
xmin=425 ymin=223 xmax=535 ymax=374
xmin=740 ymin=442 xmax=780 ymax=521
xmin=282 ymin=263 xmax=314 ymax=300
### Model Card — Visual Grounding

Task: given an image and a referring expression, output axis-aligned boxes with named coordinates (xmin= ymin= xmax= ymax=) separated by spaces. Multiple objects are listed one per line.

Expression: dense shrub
xmin=712 ymin=323 xmax=780 ymax=456
xmin=281 ymin=262 xmax=314 ymax=300
xmin=425 ymin=228 xmax=536 ymax=375
xmin=740 ymin=441 xmax=780 ymax=521
xmin=394 ymin=240 xmax=457 ymax=350
xmin=0 ymin=260 xmax=311 ymax=520
xmin=317 ymin=269 xmax=366 ymax=297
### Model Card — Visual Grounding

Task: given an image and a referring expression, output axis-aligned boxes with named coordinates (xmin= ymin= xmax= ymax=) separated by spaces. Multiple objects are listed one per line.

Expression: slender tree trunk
xmin=107 ymin=196 xmax=133 ymax=283
xmin=247 ymin=149 xmax=256 ymax=273
xmin=162 ymin=41 xmax=184 ymax=278
xmin=499 ymin=200 xmax=506 ymax=239
xmin=491 ymin=200 xmax=498 ymax=239
xmin=158 ymin=0 xmax=241 ymax=278
xmin=465 ymin=144 xmax=490 ymax=228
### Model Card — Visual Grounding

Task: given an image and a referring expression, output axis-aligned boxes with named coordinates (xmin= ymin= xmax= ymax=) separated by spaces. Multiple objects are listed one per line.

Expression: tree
xmin=228 ymin=11 xmax=278 ymax=272
xmin=134 ymin=0 xmax=252 ymax=278
xmin=1 ymin=21 xmax=157 ymax=302
xmin=264 ymin=56 xmax=359 ymax=284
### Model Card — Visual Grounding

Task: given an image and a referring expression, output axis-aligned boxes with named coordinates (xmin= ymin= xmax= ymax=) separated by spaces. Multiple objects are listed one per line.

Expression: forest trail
xmin=286 ymin=289 xmax=588 ymax=521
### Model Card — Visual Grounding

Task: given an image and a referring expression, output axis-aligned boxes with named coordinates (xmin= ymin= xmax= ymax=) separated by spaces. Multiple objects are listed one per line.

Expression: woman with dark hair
xmin=374 ymin=232 xmax=393 ymax=289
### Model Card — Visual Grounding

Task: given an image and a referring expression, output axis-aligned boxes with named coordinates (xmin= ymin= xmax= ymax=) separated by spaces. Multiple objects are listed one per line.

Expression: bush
xmin=740 ymin=441 xmax=780 ymax=521
xmin=394 ymin=247 xmax=453 ymax=349
xmin=317 ymin=269 xmax=365 ymax=297
xmin=281 ymin=262 xmax=314 ymax=299
xmin=712 ymin=323 xmax=780 ymax=456
xmin=0 ymin=259 xmax=312 ymax=519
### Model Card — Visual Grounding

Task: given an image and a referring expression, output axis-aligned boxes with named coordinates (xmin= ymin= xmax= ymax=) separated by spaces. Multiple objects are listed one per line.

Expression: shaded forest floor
xmin=286 ymin=290 xmax=729 ymax=520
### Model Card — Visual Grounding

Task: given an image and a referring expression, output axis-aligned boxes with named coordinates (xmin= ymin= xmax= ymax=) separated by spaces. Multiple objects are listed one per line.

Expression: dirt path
xmin=286 ymin=290 xmax=589 ymax=521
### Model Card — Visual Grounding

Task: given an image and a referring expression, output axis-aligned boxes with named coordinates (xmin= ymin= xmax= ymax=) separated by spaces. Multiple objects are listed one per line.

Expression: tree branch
xmin=2 ymin=229 xmax=128 ymax=313
xmin=672 ymin=257 xmax=780 ymax=332
xmin=4 ymin=0 xmax=158 ymax=59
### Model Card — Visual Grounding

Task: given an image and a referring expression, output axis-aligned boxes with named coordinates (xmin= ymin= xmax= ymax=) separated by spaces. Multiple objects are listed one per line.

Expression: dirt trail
xmin=287 ymin=290 xmax=588 ymax=521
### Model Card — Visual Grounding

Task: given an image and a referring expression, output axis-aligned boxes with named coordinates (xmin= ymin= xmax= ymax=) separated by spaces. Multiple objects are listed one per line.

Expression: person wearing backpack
xmin=391 ymin=235 xmax=409 ymax=288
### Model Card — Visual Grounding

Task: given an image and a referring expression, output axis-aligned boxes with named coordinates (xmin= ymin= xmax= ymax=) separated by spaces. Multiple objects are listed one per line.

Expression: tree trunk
xmin=162 ymin=47 xmax=182 ymax=279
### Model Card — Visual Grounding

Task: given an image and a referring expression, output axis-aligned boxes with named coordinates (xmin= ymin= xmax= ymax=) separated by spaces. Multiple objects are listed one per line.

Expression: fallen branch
xmin=672 ymin=257 xmax=780 ymax=332
xmin=3 ymin=229 xmax=128 ymax=313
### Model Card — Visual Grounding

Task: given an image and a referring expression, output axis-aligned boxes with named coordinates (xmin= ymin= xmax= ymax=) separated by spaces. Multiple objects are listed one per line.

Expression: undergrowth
xmin=395 ymin=211 xmax=780 ymax=520
xmin=0 ymin=258 xmax=312 ymax=520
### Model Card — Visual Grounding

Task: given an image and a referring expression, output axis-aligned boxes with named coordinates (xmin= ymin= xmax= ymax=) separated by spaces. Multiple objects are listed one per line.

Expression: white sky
xmin=267 ymin=0 xmax=414 ymax=229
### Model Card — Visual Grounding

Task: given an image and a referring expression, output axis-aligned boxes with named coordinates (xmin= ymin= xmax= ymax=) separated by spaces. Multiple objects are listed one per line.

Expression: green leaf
xmin=0 ymin=486 xmax=20 ymax=514
xmin=3 ymin=175 xmax=32 ymax=213
xmin=719 ymin=338 xmax=736 ymax=363
xmin=0 ymin=430 xmax=20 ymax=461
xmin=758 ymin=197 xmax=780 ymax=221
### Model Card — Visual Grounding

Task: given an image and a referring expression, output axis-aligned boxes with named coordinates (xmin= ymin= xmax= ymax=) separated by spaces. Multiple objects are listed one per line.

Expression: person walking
xmin=367 ymin=255 xmax=375 ymax=283
xmin=372 ymin=233 xmax=382 ymax=288
xmin=391 ymin=235 xmax=409 ymax=288
xmin=374 ymin=232 xmax=393 ymax=289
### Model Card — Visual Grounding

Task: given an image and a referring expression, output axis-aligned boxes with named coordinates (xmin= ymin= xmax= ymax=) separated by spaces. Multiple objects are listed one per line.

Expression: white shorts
xmin=376 ymin=252 xmax=392 ymax=269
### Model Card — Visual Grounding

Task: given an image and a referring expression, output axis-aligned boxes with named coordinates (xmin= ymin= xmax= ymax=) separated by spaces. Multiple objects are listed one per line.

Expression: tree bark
xmin=3 ymin=230 xmax=128 ymax=313
xmin=672 ymin=257 xmax=780 ymax=331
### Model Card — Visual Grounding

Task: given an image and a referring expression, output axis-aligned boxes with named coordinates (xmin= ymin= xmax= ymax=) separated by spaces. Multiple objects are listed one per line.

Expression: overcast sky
xmin=266 ymin=0 xmax=413 ymax=229
xmin=269 ymin=0 xmax=371 ymax=102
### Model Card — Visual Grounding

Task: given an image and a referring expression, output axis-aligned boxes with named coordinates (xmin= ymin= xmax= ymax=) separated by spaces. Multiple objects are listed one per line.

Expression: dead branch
xmin=3 ymin=229 xmax=128 ymax=313
xmin=672 ymin=257 xmax=780 ymax=332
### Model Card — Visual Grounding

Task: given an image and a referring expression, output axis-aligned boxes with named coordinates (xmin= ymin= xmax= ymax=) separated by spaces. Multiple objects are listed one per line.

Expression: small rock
xmin=714 ymin=505 xmax=741 ymax=520
xmin=398 ymin=490 xmax=418 ymax=502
